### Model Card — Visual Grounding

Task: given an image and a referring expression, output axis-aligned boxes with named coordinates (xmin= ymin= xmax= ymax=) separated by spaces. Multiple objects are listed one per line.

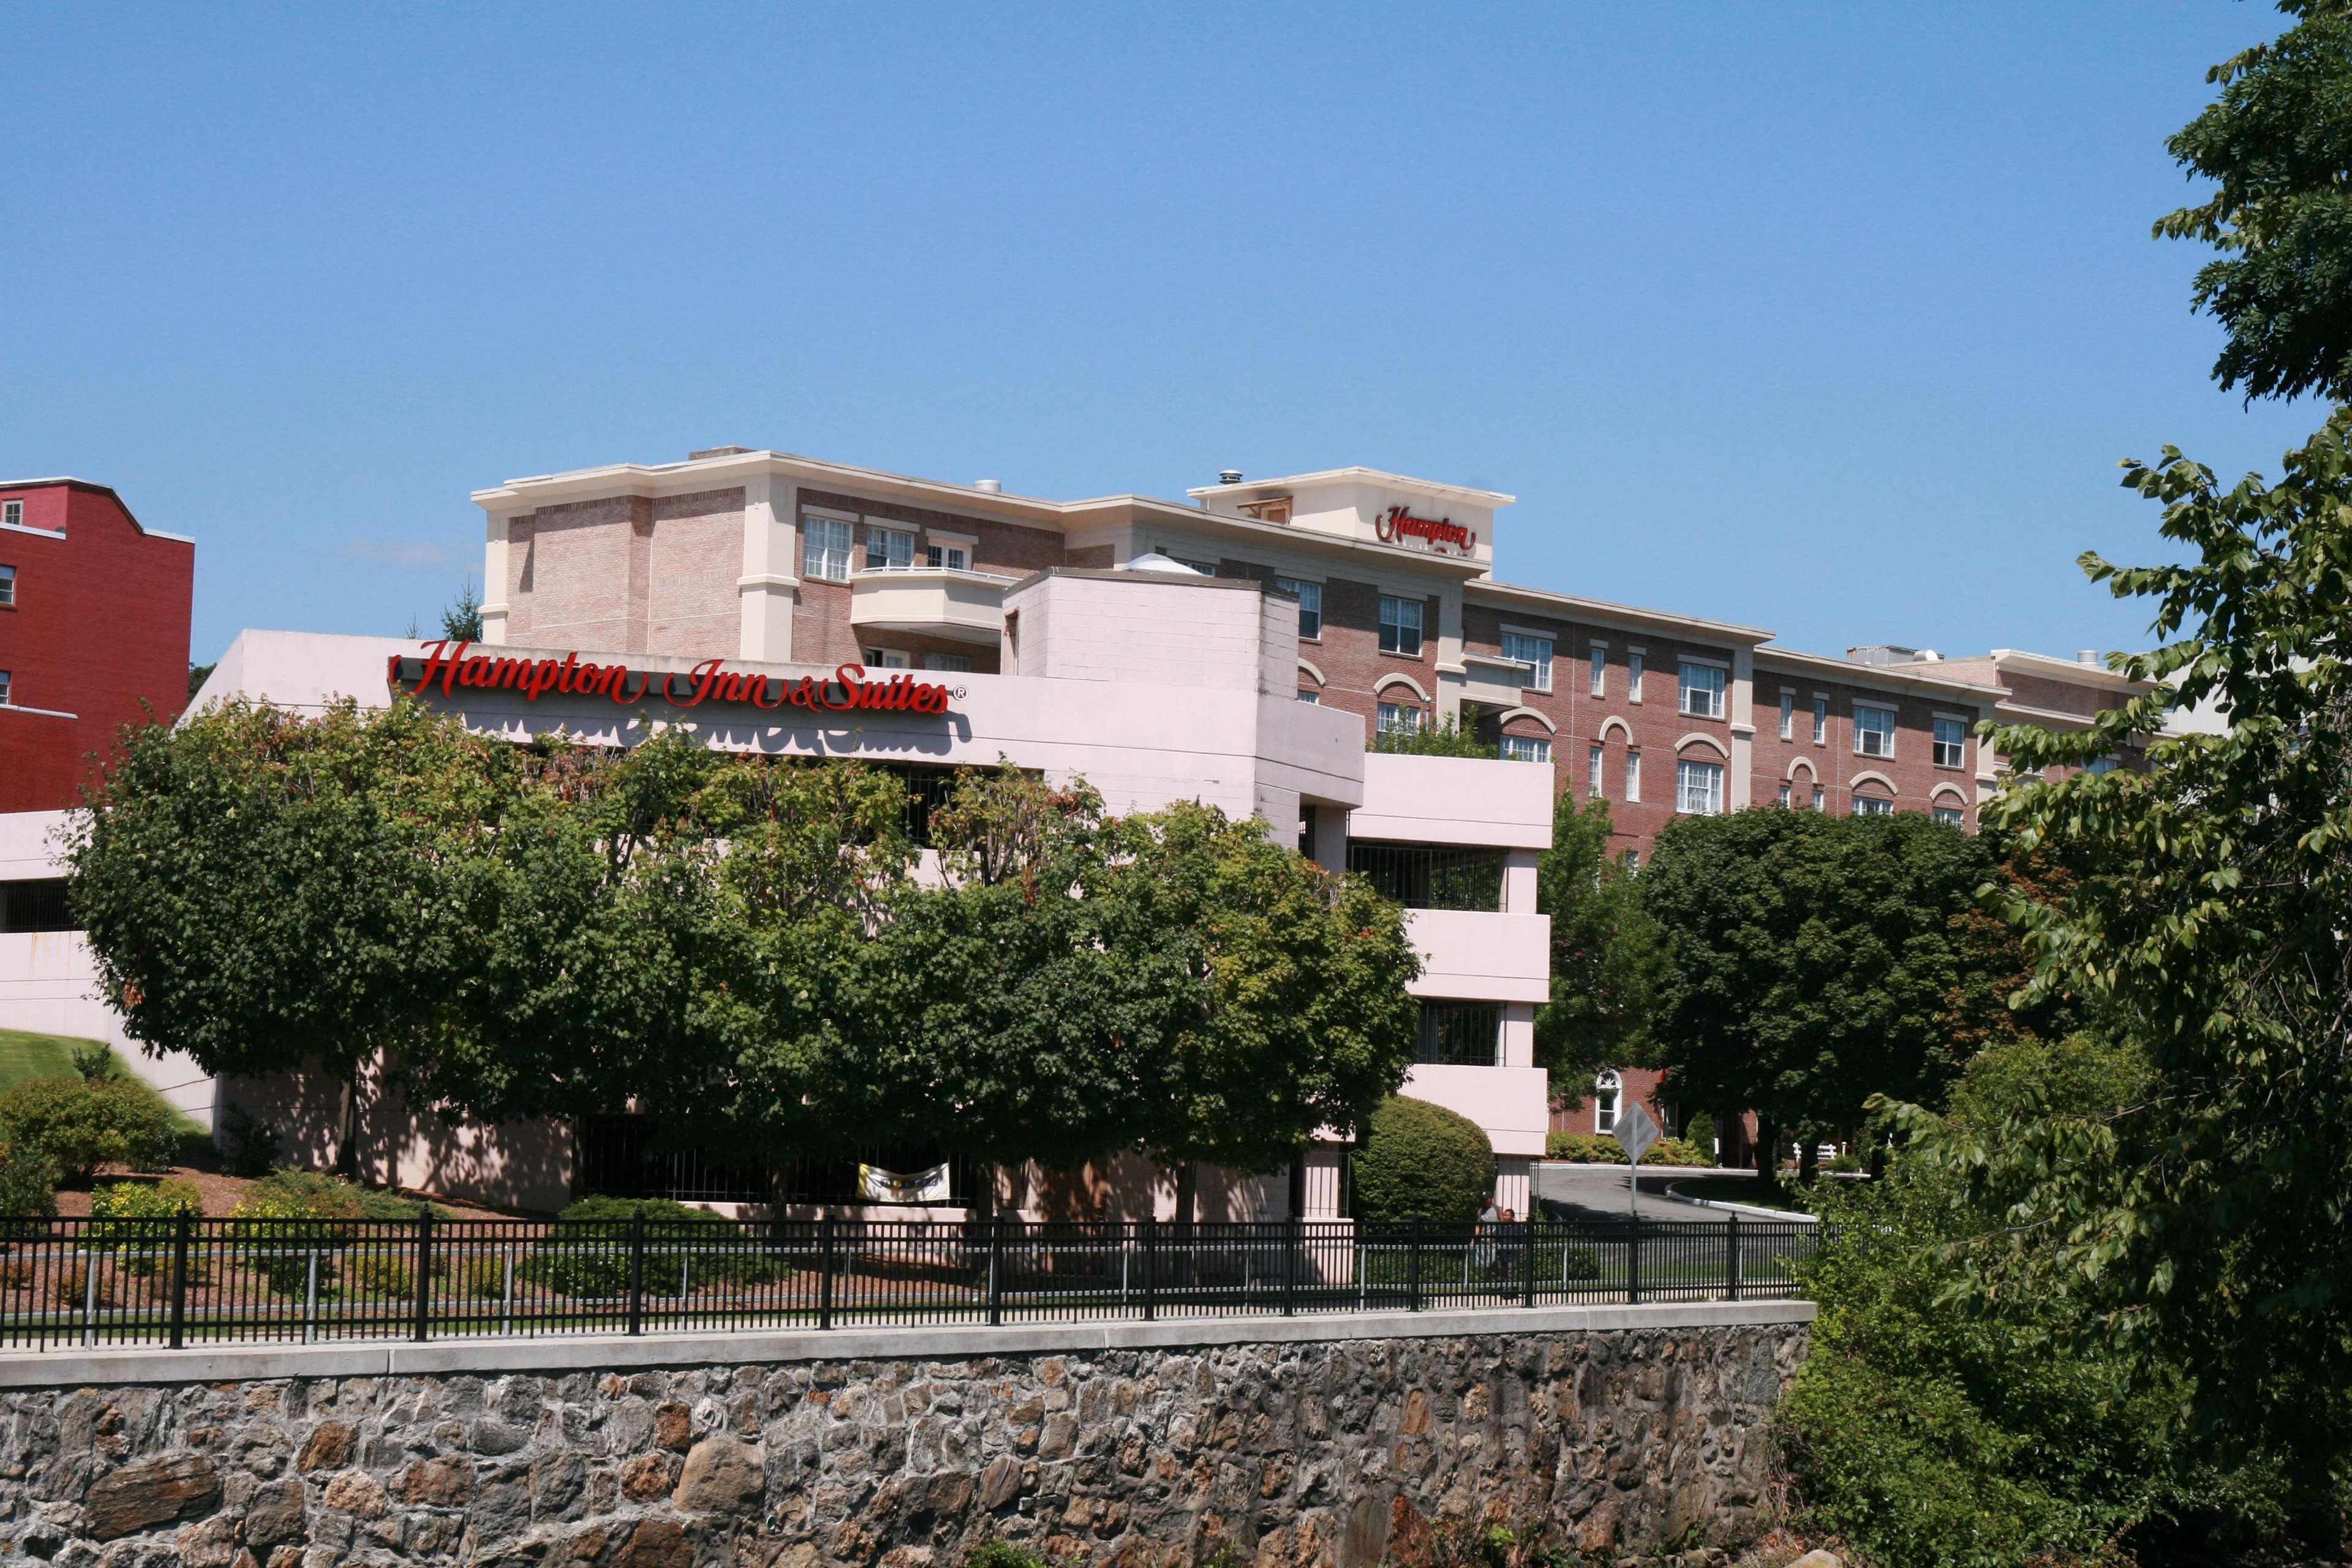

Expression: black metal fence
xmin=0 ymin=1213 xmax=1818 ymax=1351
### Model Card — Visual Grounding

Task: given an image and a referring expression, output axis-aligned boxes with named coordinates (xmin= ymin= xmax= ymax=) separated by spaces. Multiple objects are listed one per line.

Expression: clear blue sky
xmin=0 ymin=3 xmax=2323 ymax=666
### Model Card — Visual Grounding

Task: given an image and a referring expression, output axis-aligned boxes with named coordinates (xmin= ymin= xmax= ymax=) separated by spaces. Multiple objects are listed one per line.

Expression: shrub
xmin=1368 ymin=716 xmax=1498 ymax=758
xmin=238 ymin=1167 xmax=441 ymax=1221
xmin=966 ymin=1544 xmax=1051 ymax=1568
xmin=0 ymin=1076 xmax=176 ymax=1185
xmin=87 ymin=1177 xmax=203 ymax=1275
xmin=1543 ymin=1132 xmax=1709 ymax=1166
xmin=523 ymin=1195 xmax=788 ymax=1299
xmin=1352 ymin=1096 xmax=1494 ymax=1225
xmin=1679 ymin=1110 xmax=1716 ymax=1152
xmin=230 ymin=1167 xmax=443 ymax=1296
xmin=0 ymin=1139 xmax=58 ymax=1226
xmin=69 ymin=1041 xmax=116 ymax=1082
xmin=216 ymin=1104 xmax=281 ymax=1180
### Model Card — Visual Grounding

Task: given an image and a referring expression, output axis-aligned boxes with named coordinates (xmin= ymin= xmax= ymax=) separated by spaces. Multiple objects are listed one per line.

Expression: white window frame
xmin=1932 ymin=805 xmax=1965 ymax=827
xmin=862 ymin=647 xmax=911 ymax=669
xmin=1777 ymin=782 xmax=1792 ymax=808
xmin=1778 ymin=688 xmax=1795 ymax=741
xmin=1624 ymin=748 xmax=1642 ymax=802
xmin=0 ymin=502 xmax=18 ymax=529
xmin=801 ymin=511 xmax=855 ymax=582
xmin=921 ymin=651 xmax=973 ymax=673
xmin=1297 ymin=690 xmax=1320 ymax=705
xmin=1812 ymin=786 xmax=1825 ymax=812
xmin=1812 ymin=694 xmax=1829 ymax=745
xmin=1500 ymin=630 xmax=1553 ymax=693
xmin=1854 ymin=703 xmax=1898 ymax=760
xmin=1378 ymin=595 xmax=1425 ymax=658
xmin=1588 ymin=641 xmax=1607 ymax=697
xmin=0 ymin=670 xmax=12 ymax=705
xmin=1852 ymin=794 xmax=1895 ymax=817
xmin=1593 ymin=1070 xmax=1623 ymax=1134
xmin=1675 ymin=758 xmax=1725 ymax=816
xmin=1627 ymin=648 xmax=1645 ymax=703
xmin=0 ymin=565 xmax=14 ymax=608
xmin=1275 ymin=576 xmax=1323 ymax=641
xmin=924 ymin=541 xmax=971 ymax=571
xmin=1376 ymin=701 xmax=1425 ymax=736
xmin=1677 ymin=658 xmax=1727 ymax=720
xmin=1500 ymin=734 xmax=1551 ymax=764
xmin=1587 ymin=742 xmax=1605 ymax=798
xmin=863 ymin=524 xmax=916 ymax=571
xmin=1932 ymin=714 xmax=1968 ymax=770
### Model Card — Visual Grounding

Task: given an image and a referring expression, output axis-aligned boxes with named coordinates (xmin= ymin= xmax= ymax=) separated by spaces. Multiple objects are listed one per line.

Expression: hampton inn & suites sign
xmin=387 ymin=641 xmax=959 ymax=716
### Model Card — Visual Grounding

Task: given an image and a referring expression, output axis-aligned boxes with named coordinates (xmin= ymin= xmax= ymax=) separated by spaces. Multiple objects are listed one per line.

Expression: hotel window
xmin=0 ymin=880 xmax=74 ymax=934
xmin=1297 ymin=690 xmax=1320 ymax=704
xmin=1777 ymin=783 xmax=1792 ymax=808
xmin=1415 ymin=1002 xmax=1501 ymax=1067
xmin=1501 ymin=632 xmax=1553 ymax=692
xmin=1588 ymin=641 xmax=1607 ymax=696
xmin=923 ymin=541 xmax=971 ymax=571
xmin=0 ymin=671 xmax=11 ymax=705
xmin=1854 ymin=703 xmax=1897 ymax=759
xmin=862 ymin=647 xmax=911 ymax=669
xmin=1812 ymin=695 xmax=1828 ymax=744
xmin=1348 ymin=842 xmax=1505 ymax=911
xmin=0 ymin=566 xmax=13 ymax=606
xmin=1624 ymin=748 xmax=1642 ymax=802
xmin=1153 ymin=544 xmax=1219 ymax=576
xmin=0 ymin=501 xmax=18 ymax=529
xmin=1675 ymin=758 xmax=1725 ymax=816
xmin=1812 ymin=786 xmax=1825 ymax=812
xmin=802 ymin=514 xmax=854 ymax=581
xmin=1376 ymin=701 xmax=1423 ymax=737
xmin=1627 ymin=649 xmax=1645 ymax=702
xmin=1933 ymin=805 xmax=1966 ymax=827
xmin=1593 ymin=1069 xmax=1623 ymax=1133
xmin=1378 ymin=595 xmax=1424 ymax=657
xmin=1778 ymin=690 xmax=1795 ymax=740
xmin=864 ymin=526 xmax=916 ymax=571
xmin=1275 ymin=577 xmax=1322 ymax=640
xmin=1852 ymin=795 xmax=1895 ymax=817
xmin=2085 ymin=755 xmax=2120 ymax=776
xmin=1587 ymin=742 xmax=1605 ymax=798
xmin=921 ymin=652 xmax=973 ymax=673
xmin=1500 ymin=734 xmax=1551 ymax=764
xmin=1933 ymin=715 xmax=1967 ymax=769
xmin=1678 ymin=660 xmax=1726 ymax=719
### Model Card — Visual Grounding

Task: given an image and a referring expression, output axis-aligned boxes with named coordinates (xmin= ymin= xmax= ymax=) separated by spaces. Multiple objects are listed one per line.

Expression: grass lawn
xmin=1669 ymin=1174 xmax=1814 ymax=1214
xmin=0 ymin=1028 xmax=96 ymax=1090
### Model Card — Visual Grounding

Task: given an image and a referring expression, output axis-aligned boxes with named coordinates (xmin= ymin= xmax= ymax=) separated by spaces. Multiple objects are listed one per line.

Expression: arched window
xmin=1593 ymin=1069 xmax=1623 ymax=1134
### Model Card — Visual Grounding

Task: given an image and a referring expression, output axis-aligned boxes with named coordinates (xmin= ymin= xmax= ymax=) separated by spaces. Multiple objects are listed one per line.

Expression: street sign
xmin=1614 ymin=1101 xmax=1659 ymax=1166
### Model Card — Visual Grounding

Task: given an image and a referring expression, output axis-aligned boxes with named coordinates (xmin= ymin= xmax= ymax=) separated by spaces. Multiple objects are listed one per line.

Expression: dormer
xmin=1186 ymin=467 xmax=1513 ymax=574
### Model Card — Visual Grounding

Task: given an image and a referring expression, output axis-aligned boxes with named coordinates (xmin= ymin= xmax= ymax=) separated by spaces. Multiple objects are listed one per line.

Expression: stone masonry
xmin=0 ymin=1317 xmax=1803 ymax=1568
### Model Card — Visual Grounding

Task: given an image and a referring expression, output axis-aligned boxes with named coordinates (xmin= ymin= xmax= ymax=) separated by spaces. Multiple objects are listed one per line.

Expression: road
xmin=1529 ymin=1162 xmax=1784 ymax=1224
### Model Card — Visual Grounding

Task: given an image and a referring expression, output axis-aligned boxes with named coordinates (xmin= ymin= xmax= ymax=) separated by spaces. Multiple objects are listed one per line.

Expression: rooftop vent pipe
xmin=1218 ymin=469 xmax=1242 ymax=484
xmin=2078 ymin=649 xmax=2098 ymax=665
xmin=974 ymin=479 xmax=1003 ymax=494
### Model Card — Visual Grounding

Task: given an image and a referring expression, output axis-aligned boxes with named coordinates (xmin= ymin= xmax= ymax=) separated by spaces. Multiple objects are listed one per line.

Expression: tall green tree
xmin=65 ymin=697 xmax=516 ymax=1174
xmin=1950 ymin=411 xmax=2352 ymax=1496
xmin=2158 ymin=0 xmax=2352 ymax=403
xmin=1642 ymin=809 xmax=2000 ymax=1184
xmin=1532 ymin=794 xmax=1663 ymax=1085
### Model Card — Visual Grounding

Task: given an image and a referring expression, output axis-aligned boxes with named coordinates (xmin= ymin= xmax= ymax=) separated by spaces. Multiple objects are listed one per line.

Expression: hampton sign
xmin=387 ymin=640 xmax=959 ymax=716
xmin=1375 ymin=504 xmax=1478 ymax=556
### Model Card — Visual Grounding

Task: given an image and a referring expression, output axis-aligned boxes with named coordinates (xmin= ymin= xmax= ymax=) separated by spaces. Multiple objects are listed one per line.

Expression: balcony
xmin=848 ymin=567 xmax=1017 ymax=646
xmin=1406 ymin=908 xmax=1551 ymax=1004
xmin=1457 ymin=651 xmax=1536 ymax=708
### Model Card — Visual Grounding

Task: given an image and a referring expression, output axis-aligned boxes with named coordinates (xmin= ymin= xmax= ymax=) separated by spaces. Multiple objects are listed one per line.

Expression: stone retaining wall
xmin=0 ymin=1306 xmax=1809 ymax=1567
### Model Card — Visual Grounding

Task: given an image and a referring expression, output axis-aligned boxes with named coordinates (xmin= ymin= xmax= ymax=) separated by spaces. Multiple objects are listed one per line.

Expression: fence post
xmin=1281 ymin=1217 xmax=1299 ymax=1317
xmin=1521 ymin=1216 xmax=1537 ymax=1309
xmin=818 ymin=1211 xmax=836 ymax=1330
xmin=1627 ymin=1219 xmax=1643 ymax=1306
xmin=625 ymin=1205 xmax=646 ymax=1337
xmin=168 ymin=1208 xmax=191 ymax=1350
xmin=413 ymin=1208 xmax=435 ymax=1343
xmin=1140 ymin=1218 xmax=1157 ymax=1322
xmin=1408 ymin=1221 xmax=1422 ymax=1313
xmin=986 ymin=1216 xmax=1005 ymax=1327
xmin=1725 ymin=1213 xmax=1741 ymax=1302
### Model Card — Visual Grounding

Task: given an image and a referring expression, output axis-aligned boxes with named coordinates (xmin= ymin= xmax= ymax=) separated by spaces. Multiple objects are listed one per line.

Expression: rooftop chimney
xmin=974 ymin=479 xmax=1003 ymax=494
xmin=688 ymin=445 xmax=752 ymax=460
xmin=1218 ymin=469 xmax=1242 ymax=484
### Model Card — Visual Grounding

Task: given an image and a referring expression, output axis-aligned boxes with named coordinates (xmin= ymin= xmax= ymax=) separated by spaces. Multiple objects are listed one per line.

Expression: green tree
xmin=2158 ymin=0 xmax=2352 ymax=403
xmin=65 ymin=697 xmax=514 ymax=1175
xmin=1532 ymin=795 xmax=1664 ymax=1086
xmin=1368 ymin=715 xmax=1493 ymax=757
xmin=1642 ymin=809 xmax=2000 ymax=1185
xmin=440 ymin=580 xmax=484 ymax=642
xmin=1951 ymin=411 xmax=2352 ymax=1496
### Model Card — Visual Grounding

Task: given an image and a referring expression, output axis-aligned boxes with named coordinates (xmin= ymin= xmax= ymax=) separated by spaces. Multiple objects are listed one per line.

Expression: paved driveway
xmin=1530 ymin=1161 xmax=1771 ymax=1224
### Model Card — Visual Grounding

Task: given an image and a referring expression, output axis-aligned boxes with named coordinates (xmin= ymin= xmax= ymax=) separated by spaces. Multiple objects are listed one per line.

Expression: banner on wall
xmin=858 ymin=1161 xmax=953 ymax=1204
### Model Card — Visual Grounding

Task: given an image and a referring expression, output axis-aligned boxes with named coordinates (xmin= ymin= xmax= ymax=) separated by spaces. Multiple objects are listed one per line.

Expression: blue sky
xmin=0 ymin=3 xmax=2323 ymax=666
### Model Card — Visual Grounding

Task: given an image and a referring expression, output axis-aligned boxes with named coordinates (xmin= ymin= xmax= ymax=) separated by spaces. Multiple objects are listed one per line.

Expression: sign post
xmin=1613 ymin=1101 xmax=1660 ymax=1219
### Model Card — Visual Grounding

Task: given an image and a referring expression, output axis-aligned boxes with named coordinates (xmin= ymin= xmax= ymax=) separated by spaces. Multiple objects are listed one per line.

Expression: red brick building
xmin=0 ymin=480 xmax=195 ymax=812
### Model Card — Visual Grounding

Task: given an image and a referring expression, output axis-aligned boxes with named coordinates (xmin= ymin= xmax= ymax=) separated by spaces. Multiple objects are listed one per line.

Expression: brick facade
xmin=0 ymin=481 xmax=193 ymax=812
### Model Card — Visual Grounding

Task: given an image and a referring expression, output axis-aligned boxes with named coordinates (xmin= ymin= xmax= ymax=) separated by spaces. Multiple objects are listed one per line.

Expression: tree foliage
xmin=1532 ymin=796 xmax=1664 ymax=1086
xmin=1944 ymin=410 xmax=2352 ymax=1497
xmin=2158 ymin=0 xmax=2352 ymax=404
xmin=67 ymin=702 xmax=1420 ymax=1186
xmin=1642 ymin=809 xmax=2002 ymax=1180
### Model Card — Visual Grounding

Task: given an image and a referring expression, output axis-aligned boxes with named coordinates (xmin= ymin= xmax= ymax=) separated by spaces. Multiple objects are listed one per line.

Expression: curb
xmin=1660 ymin=1181 xmax=1820 ymax=1224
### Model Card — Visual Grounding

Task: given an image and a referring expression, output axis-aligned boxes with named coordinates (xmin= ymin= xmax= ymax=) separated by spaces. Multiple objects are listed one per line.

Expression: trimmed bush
xmin=1543 ymin=1132 xmax=1711 ymax=1166
xmin=230 ymin=1168 xmax=443 ymax=1297
xmin=216 ymin=1103 xmax=282 ymax=1180
xmin=1679 ymin=1110 xmax=1716 ymax=1152
xmin=1352 ymin=1096 xmax=1494 ymax=1225
xmin=0 ymin=1076 xmax=176 ymax=1185
xmin=88 ymin=1177 xmax=203 ymax=1275
xmin=0 ymin=1139 xmax=58 ymax=1229
xmin=522 ymin=1194 xmax=788 ymax=1299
